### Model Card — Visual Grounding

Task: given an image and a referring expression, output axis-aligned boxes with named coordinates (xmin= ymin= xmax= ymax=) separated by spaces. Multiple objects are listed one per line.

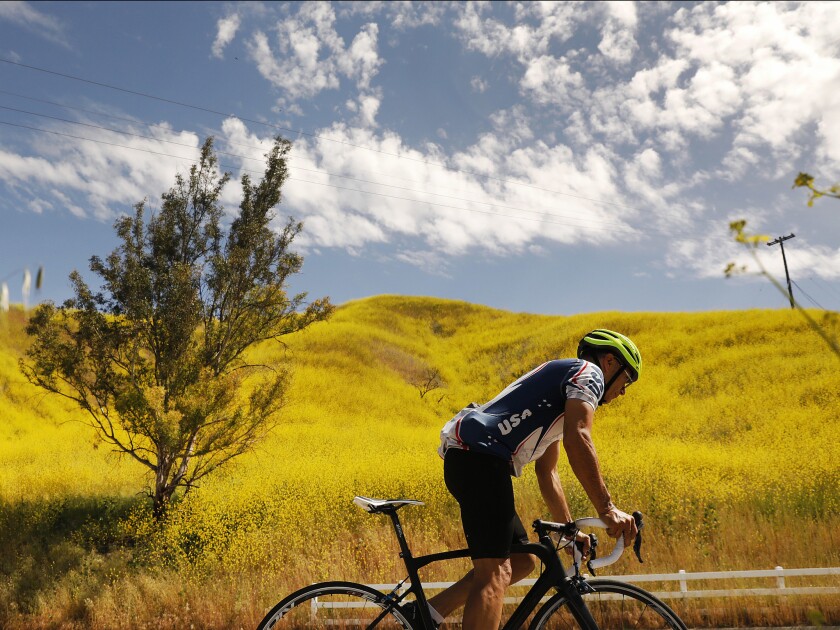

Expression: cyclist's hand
xmin=600 ymin=507 xmax=638 ymax=546
xmin=562 ymin=531 xmax=591 ymax=560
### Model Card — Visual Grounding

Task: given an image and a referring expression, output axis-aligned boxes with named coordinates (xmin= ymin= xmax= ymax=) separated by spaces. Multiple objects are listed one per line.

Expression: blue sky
xmin=2 ymin=1 xmax=840 ymax=315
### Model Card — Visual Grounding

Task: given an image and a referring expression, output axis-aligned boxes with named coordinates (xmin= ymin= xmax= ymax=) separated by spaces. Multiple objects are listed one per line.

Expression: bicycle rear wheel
xmin=530 ymin=579 xmax=687 ymax=630
xmin=257 ymin=581 xmax=413 ymax=629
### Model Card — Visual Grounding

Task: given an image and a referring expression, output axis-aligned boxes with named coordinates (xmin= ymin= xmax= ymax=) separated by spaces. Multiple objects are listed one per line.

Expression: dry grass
xmin=1 ymin=297 xmax=838 ymax=628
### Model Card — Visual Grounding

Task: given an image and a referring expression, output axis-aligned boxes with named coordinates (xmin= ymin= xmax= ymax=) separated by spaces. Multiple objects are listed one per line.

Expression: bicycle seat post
xmin=385 ymin=508 xmax=415 ymax=563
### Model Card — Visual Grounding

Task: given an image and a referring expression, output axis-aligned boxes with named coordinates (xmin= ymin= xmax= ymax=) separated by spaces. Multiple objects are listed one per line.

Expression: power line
xmin=0 ymin=57 xmax=274 ymax=125
xmin=1 ymin=90 xmax=654 ymax=224
xmin=807 ymin=274 xmax=840 ymax=304
xmin=0 ymin=56 xmax=644 ymax=213
xmin=0 ymin=88 xmax=536 ymax=202
xmin=0 ymin=119 xmax=643 ymax=233
xmin=791 ymin=278 xmax=826 ymax=310
xmin=0 ymin=104 xmax=641 ymax=231
xmin=0 ymin=88 xmax=176 ymax=131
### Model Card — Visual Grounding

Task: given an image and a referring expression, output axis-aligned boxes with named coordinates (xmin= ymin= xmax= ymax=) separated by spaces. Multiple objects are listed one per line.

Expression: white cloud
xmin=520 ymin=55 xmax=586 ymax=107
xmin=470 ymin=76 xmax=488 ymax=93
xmin=668 ymin=228 xmax=840 ymax=283
xmin=450 ymin=0 xmax=840 ymax=189
xmin=218 ymin=117 xmax=644 ymax=257
xmin=395 ymin=249 xmax=451 ymax=276
xmin=454 ymin=2 xmax=580 ymax=60
xmin=357 ymin=91 xmax=381 ymax=128
xmin=6 ymin=1 xmax=839 ymax=289
xmin=453 ymin=2 xmax=592 ymax=107
xmin=0 ymin=120 xmax=204 ymax=221
xmin=212 ymin=13 xmax=241 ymax=59
xmin=339 ymin=1 xmax=445 ymax=30
xmin=598 ymin=1 xmax=639 ymax=66
xmin=489 ymin=106 xmax=533 ymax=144
xmin=0 ymin=1 xmax=69 ymax=48
xmin=27 ymin=197 xmax=51 ymax=214
xmin=51 ymin=189 xmax=87 ymax=219
xmin=245 ymin=3 xmax=383 ymax=103
xmin=664 ymin=200 xmax=840 ymax=284
xmin=635 ymin=2 xmax=840 ymax=167
xmin=816 ymin=88 xmax=840 ymax=170
xmin=385 ymin=3 xmax=446 ymax=30
xmin=341 ymin=23 xmax=382 ymax=91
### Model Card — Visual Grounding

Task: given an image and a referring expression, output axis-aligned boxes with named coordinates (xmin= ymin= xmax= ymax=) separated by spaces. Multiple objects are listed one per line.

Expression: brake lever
xmin=572 ymin=532 xmax=598 ymax=576
xmin=632 ymin=511 xmax=644 ymax=563
xmin=585 ymin=533 xmax=598 ymax=576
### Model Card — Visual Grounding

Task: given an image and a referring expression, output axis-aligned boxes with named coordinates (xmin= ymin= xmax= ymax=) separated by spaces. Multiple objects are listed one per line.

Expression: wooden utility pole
xmin=767 ymin=234 xmax=795 ymax=309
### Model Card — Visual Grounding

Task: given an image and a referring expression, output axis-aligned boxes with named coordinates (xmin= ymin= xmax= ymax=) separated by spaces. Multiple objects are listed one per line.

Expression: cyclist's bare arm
xmin=536 ymin=441 xmax=592 ymax=556
xmin=535 ymin=441 xmax=573 ymax=522
xmin=563 ymin=399 xmax=637 ymax=544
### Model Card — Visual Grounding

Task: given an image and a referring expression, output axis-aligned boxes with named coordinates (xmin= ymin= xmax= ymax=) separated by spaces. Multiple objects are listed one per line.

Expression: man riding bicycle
xmin=407 ymin=329 xmax=642 ymax=629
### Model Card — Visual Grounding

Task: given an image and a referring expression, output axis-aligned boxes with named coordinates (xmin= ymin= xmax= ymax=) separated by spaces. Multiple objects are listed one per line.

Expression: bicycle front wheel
xmin=257 ymin=581 xmax=413 ymax=630
xmin=530 ymin=579 xmax=687 ymax=630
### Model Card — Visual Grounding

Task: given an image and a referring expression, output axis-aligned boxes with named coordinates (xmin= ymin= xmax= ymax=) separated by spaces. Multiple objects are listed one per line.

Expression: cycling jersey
xmin=438 ymin=359 xmax=604 ymax=477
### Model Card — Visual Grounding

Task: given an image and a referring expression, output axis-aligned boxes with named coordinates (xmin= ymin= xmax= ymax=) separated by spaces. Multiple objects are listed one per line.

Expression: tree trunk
xmin=152 ymin=491 xmax=168 ymax=521
xmin=152 ymin=459 xmax=176 ymax=521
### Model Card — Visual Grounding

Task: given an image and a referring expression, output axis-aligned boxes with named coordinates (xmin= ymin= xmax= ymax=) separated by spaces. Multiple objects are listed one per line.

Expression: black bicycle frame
xmin=383 ymin=509 xmax=599 ymax=630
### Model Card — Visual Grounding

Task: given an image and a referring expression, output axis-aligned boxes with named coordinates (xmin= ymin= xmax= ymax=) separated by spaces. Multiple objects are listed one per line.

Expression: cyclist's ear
xmin=598 ymin=352 xmax=617 ymax=373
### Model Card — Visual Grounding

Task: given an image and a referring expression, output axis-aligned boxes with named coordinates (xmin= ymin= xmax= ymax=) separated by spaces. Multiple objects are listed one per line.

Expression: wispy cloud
xmin=245 ymin=2 xmax=383 ymax=114
xmin=0 ymin=1 xmax=71 ymax=48
xmin=0 ymin=118 xmax=203 ymax=221
xmin=219 ymin=117 xmax=646 ymax=257
xmin=212 ymin=12 xmax=241 ymax=59
xmin=3 ymin=1 xmax=839 ymax=289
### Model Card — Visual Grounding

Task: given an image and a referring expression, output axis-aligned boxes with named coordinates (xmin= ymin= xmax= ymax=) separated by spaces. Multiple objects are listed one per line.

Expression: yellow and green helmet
xmin=577 ymin=329 xmax=643 ymax=382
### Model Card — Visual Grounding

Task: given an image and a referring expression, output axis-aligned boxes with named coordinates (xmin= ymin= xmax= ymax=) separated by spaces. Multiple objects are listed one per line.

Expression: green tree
xmin=21 ymin=137 xmax=333 ymax=518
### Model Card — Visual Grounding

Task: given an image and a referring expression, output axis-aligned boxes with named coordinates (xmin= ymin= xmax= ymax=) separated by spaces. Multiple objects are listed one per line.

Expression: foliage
xmin=793 ymin=172 xmax=840 ymax=207
xmin=19 ymin=137 xmax=333 ymax=517
xmin=1 ymin=297 xmax=839 ymax=626
xmin=726 ymin=219 xmax=840 ymax=360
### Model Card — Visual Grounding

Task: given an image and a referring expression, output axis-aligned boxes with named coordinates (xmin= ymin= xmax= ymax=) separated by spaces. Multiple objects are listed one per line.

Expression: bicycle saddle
xmin=353 ymin=496 xmax=424 ymax=513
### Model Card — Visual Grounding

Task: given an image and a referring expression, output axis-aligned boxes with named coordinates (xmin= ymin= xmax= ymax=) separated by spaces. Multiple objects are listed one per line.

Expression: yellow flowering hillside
xmin=0 ymin=297 xmax=838 ymax=628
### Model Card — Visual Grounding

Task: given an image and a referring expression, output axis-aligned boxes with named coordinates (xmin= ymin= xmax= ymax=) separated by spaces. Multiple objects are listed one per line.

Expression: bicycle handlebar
xmin=534 ymin=511 xmax=644 ymax=575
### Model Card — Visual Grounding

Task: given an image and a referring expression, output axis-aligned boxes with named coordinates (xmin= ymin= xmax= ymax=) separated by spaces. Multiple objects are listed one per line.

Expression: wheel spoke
xmin=258 ymin=583 xmax=411 ymax=630
xmin=531 ymin=580 xmax=686 ymax=630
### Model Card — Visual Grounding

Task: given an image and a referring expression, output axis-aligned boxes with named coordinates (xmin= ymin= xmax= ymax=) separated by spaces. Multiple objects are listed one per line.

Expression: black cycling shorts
xmin=443 ymin=448 xmax=529 ymax=559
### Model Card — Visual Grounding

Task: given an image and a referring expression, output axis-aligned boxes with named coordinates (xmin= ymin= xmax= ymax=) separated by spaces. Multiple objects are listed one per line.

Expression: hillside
xmin=1 ymin=297 xmax=838 ymax=627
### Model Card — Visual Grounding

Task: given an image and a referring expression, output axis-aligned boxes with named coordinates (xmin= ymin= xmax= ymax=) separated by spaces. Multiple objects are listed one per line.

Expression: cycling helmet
xmin=577 ymin=329 xmax=642 ymax=382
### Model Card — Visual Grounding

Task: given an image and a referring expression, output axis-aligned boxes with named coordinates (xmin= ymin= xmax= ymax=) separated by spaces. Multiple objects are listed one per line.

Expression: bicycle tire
xmin=529 ymin=579 xmax=687 ymax=630
xmin=257 ymin=580 xmax=413 ymax=630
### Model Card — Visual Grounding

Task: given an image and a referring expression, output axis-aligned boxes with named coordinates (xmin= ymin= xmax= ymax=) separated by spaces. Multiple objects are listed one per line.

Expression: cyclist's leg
xmin=462 ymin=556 xmax=512 ymax=630
xmin=433 ymin=449 xmax=532 ymax=625
xmin=428 ymin=552 xmax=535 ymax=618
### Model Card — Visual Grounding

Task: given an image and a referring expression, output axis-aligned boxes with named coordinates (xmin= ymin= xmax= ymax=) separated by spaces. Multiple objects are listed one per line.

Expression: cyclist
xmin=407 ymin=329 xmax=642 ymax=629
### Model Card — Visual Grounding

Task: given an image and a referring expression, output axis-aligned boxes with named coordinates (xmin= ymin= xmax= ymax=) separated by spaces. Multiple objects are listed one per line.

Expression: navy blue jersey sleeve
xmin=564 ymin=361 xmax=603 ymax=410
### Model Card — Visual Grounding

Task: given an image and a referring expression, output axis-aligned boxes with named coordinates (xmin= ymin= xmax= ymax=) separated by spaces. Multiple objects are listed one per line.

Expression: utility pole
xmin=767 ymin=234 xmax=795 ymax=309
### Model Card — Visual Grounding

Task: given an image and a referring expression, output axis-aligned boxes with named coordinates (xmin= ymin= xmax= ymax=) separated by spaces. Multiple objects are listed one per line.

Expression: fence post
xmin=679 ymin=569 xmax=688 ymax=593
xmin=311 ymin=596 xmax=318 ymax=620
xmin=775 ymin=566 xmax=785 ymax=589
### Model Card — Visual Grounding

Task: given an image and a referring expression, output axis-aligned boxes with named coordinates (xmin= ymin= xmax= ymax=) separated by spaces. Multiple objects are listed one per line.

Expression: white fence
xmin=368 ymin=566 xmax=840 ymax=604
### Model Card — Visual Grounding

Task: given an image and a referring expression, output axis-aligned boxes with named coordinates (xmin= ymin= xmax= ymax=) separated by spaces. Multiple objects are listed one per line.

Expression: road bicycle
xmin=257 ymin=496 xmax=687 ymax=629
